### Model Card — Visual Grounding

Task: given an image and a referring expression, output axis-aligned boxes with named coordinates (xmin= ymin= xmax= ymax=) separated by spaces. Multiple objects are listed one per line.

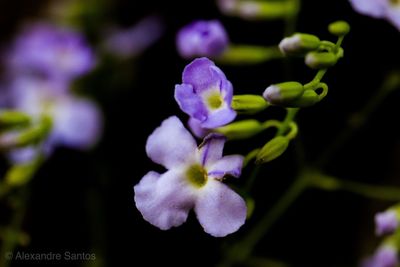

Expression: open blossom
xmin=175 ymin=57 xmax=236 ymax=136
xmin=361 ymin=246 xmax=398 ymax=267
xmin=7 ymin=77 xmax=102 ymax=162
xmin=176 ymin=20 xmax=229 ymax=58
xmin=349 ymin=0 xmax=400 ymax=30
xmin=6 ymin=22 xmax=95 ymax=82
xmin=134 ymin=116 xmax=246 ymax=237
xmin=375 ymin=210 xmax=399 ymax=236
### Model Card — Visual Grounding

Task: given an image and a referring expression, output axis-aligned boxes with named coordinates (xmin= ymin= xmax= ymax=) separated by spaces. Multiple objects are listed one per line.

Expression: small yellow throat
xmin=207 ymin=92 xmax=223 ymax=110
xmin=186 ymin=164 xmax=208 ymax=188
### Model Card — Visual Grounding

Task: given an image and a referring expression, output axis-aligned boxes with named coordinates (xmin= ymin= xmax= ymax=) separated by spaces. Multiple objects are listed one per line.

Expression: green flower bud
xmin=263 ymin=81 xmax=304 ymax=106
xmin=5 ymin=162 xmax=37 ymax=186
xmin=256 ymin=136 xmax=289 ymax=164
xmin=279 ymin=33 xmax=321 ymax=56
xmin=289 ymin=90 xmax=320 ymax=107
xmin=0 ymin=111 xmax=31 ymax=130
xmin=216 ymin=120 xmax=264 ymax=140
xmin=328 ymin=21 xmax=350 ymax=36
xmin=232 ymin=95 xmax=269 ymax=114
xmin=305 ymin=51 xmax=337 ymax=69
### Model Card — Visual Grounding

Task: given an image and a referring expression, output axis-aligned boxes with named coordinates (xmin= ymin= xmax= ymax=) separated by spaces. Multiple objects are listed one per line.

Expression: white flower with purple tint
xmin=7 ymin=77 xmax=102 ymax=162
xmin=349 ymin=0 xmax=400 ymax=30
xmin=176 ymin=20 xmax=229 ymax=58
xmin=375 ymin=210 xmax=399 ymax=236
xmin=134 ymin=116 xmax=246 ymax=237
xmin=7 ymin=22 xmax=95 ymax=82
xmin=361 ymin=246 xmax=398 ymax=267
xmin=175 ymin=58 xmax=236 ymax=136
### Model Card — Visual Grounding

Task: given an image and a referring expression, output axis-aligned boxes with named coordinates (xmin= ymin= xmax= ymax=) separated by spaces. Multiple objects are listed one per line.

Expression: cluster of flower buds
xmin=279 ymin=21 xmax=349 ymax=70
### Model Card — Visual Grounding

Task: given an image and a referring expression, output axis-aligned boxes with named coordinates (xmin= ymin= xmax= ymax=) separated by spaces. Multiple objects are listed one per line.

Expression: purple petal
xmin=201 ymin=107 xmax=236 ymax=129
xmin=375 ymin=210 xmax=399 ymax=236
xmin=52 ymin=97 xmax=103 ymax=149
xmin=194 ymin=179 xmax=246 ymax=237
xmin=134 ymin=170 xmax=196 ymax=230
xmin=174 ymin=83 xmax=208 ymax=121
xmin=198 ymin=133 xmax=226 ymax=167
xmin=188 ymin=118 xmax=210 ymax=138
xmin=349 ymin=0 xmax=387 ymax=18
xmin=182 ymin=57 xmax=224 ymax=93
xmin=208 ymin=155 xmax=244 ymax=178
xmin=386 ymin=7 xmax=400 ymax=31
xmin=374 ymin=246 xmax=398 ymax=267
xmin=146 ymin=116 xmax=197 ymax=169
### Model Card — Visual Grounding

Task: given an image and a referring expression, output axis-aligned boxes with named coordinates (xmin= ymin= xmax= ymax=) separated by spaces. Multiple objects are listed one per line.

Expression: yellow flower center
xmin=207 ymin=92 xmax=223 ymax=110
xmin=186 ymin=164 xmax=208 ymax=188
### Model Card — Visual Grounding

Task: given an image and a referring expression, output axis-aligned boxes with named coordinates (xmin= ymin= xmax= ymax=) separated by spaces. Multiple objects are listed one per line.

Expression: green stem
xmin=219 ymin=177 xmax=308 ymax=267
xmin=218 ymin=45 xmax=283 ymax=65
xmin=276 ymin=108 xmax=299 ymax=136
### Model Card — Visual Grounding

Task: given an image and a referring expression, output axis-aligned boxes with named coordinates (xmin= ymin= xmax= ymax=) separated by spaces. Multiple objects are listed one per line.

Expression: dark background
xmin=1 ymin=0 xmax=400 ymax=266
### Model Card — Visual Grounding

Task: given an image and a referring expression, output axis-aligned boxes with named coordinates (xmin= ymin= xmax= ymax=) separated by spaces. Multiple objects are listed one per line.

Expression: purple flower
xmin=175 ymin=58 xmax=236 ymax=135
xmin=176 ymin=20 xmax=229 ymax=59
xmin=134 ymin=116 xmax=246 ymax=237
xmin=7 ymin=77 xmax=102 ymax=162
xmin=375 ymin=210 xmax=399 ymax=236
xmin=7 ymin=22 xmax=95 ymax=82
xmin=361 ymin=246 xmax=398 ymax=267
xmin=102 ymin=15 xmax=164 ymax=59
xmin=349 ymin=0 xmax=400 ymax=30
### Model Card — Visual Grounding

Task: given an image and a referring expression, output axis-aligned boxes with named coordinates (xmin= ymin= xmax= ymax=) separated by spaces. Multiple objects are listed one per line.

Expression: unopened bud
xmin=263 ymin=81 xmax=304 ymax=106
xmin=5 ymin=162 xmax=37 ymax=186
xmin=0 ymin=111 xmax=31 ymax=129
xmin=305 ymin=51 xmax=337 ymax=69
xmin=232 ymin=95 xmax=269 ymax=114
xmin=289 ymin=90 xmax=320 ymax=107
xmin=328 ymin=21 xmax=350 ymax=36
xmin=216 ymin=120 xmax=264 ymax=140
xmin=256 ymin=136 xmax=289 ymax=163
xmin=279 ymin=33 xmax=320 ymax=56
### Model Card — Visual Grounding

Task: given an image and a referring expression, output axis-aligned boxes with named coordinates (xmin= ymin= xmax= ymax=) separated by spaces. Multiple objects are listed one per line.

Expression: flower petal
xmin=182 ymin=57 xmax=224 ymax=92
xmin=134 ymin=170 xmax=196 ymax=230
xmin=208 ymin=155 xmax=244 ymax=179
xmin=188 ymin=118 xmax=210 ymax=138
xmin=52 ymin=97 xmax=102 ymax=149
xmin=201 ymin=107 xmax=236 ymax=129
xmin=386 ymin=6 xmax=400 ymax=31
xmin=146 ymin=116 xmax=197 ymax=169
xmin=198 ymin=133 xmax=226 ymax=166
xmin=349 ymin=0 xmax=387 ymax=18
xmin=174 ymin=84 xmax=208 ymax=121
xmin=194 ymin=179 xmax=246 ymax=237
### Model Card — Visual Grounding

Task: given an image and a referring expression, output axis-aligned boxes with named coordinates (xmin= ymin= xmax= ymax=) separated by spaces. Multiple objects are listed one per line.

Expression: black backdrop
xmin=1 ymin=0 xmax=400 ymax=266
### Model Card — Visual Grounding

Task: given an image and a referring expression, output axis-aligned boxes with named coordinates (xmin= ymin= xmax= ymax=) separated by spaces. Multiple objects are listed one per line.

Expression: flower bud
xmin=289 ymin=90 xmax=320 ymax=107
xmin=263 ymin=81 xmax=304 ymax=106
xmin=256 ymin=136 xmax=289 ymax=163
xmin=0 ymin=111 xmax=31 ymax=129
xmin=328 ymin=21 xmax=350 ymax=36
xmin=279 ymin=33 xmax=320 ymax=56
xmin=305 ymin=51 xmax=337 ymax=69
xmin=216 ymin=120 xmax=264 ymax=140
xmin=232 ymin=95 xmax=269 ymax=114
xmin=5 ymin=161 xmax=37 ymax=186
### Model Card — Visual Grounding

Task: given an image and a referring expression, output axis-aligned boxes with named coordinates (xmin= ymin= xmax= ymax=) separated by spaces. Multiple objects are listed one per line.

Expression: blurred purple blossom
xmin=375 ymin=210 xmax=399 ymax=236
xmin=134 ymin=116 xmax=246 ymax=237
xmin=6 ymin=22 xmax=96 ymax=82
xmin=176 ymin=20 xmax=229 ymax=59
xmin=175 ymin=58 xmax=236 ymax=136
xmin=102 ymin=15 xmax=165 ymax=59
xmin=361 ymin=246 xmax=398 ymax=267
xmin=349 ymin=0 xmax=400 ymax=30
xmin=7 ymin=77 xmax=102 ymax=162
